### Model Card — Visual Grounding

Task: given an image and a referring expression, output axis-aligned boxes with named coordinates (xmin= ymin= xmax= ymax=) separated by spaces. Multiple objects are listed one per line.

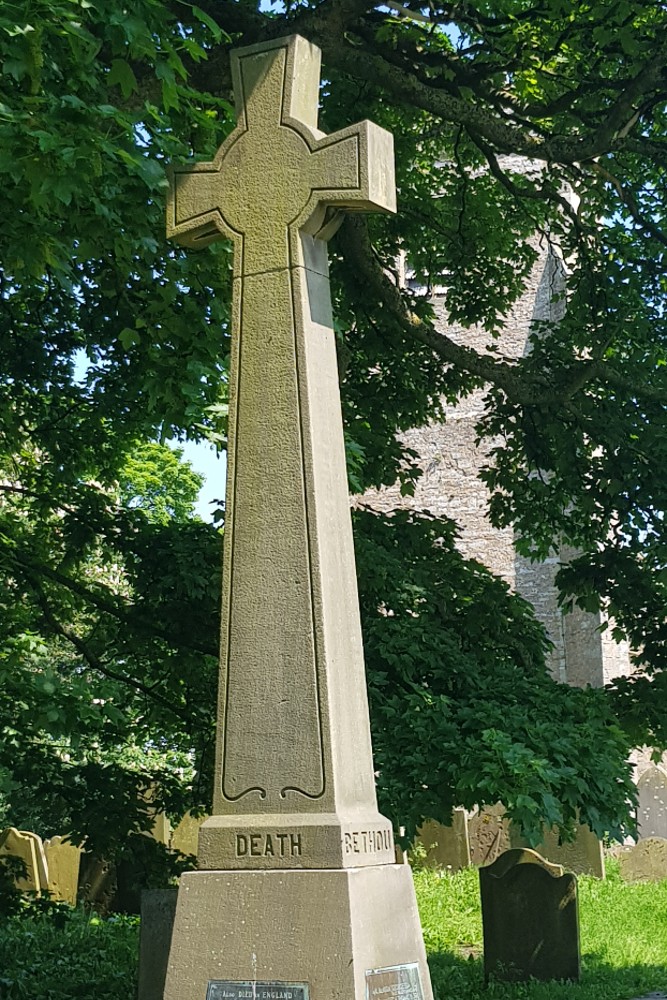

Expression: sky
xmin=175 ymin=438 xmax=226 ymax=521
xmin=72 ymin=348 xmax=226 ymax=522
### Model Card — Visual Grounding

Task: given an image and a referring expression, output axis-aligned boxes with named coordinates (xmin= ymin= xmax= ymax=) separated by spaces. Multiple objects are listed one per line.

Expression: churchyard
xmin=3 ymin=4 xmax=667 ymax=1000
xmin=1 ymin=861 xmax=667 ymax=999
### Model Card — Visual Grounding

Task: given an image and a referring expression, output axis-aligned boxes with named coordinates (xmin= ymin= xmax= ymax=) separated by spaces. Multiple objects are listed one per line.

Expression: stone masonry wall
xmin=363 ymin=236 xmax=634 ymax=693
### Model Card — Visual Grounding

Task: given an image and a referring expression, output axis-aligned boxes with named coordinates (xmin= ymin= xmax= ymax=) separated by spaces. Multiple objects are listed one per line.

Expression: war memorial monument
xmin=163 ymin=34 xmax=432 ymax=1000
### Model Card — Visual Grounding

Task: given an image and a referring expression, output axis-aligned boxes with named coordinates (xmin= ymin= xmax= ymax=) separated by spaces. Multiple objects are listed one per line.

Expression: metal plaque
xmin=207 ymin=982 xmax=309 ymax=1000
xmin=365 ymin=964 xmax=424 ymax=1000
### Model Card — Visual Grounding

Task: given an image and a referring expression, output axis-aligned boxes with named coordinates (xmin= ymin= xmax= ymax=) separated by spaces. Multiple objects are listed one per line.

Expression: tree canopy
xmin=1 ymin=0 xmax=666 ymax=853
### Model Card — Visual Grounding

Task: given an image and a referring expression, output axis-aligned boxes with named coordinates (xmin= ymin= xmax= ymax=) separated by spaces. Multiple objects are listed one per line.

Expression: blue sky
xmin=176 ymin=438 xmax=226 ymax=521
xmin=73 ymin=348 xmax=225 ymax=521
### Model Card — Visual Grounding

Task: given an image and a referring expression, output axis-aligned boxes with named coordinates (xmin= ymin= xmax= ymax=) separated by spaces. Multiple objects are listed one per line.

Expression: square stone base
xmin=163 ymin=865 xmax=433 ymax=1000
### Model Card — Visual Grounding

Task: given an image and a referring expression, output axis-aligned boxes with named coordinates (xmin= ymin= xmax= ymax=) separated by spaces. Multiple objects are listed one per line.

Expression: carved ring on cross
xmin=166 ymin=34 xmax=396 ymax=277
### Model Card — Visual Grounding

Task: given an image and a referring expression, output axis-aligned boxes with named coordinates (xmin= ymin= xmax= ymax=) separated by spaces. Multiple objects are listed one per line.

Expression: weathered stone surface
xmin=469 ymin=804 xmax=511 ymax=866
xmin=510 ymin=822 xmax=605 ymax=878
xmin=165 ymin=866 xmax=431 ymax=1000
xmin=637 ymin=765 xmax=667 ymax=840
xmin=618 ymin=838 xmax=667 ymax=882
xmin=43 ymin=836 xmax=82 ymax=904
xmin=138 ymin=888 xmax=178 ymax=1000
xmin=77 ymin=853 xmax=117 ymax=913
xmin=198 ymin=813 xmax=395 ymax=871
xmin=361 ymin=207 xmax=633 ymax=690
xmin=416 ymin=810 xmax=470 ymax=870
xmin=480 ymin=848 xmax=580 ymax=983
xmin=164 ymin=34 xmax=431 ymax=1000
xmin=0 ymin=828 xmax=48 ymax=893
xmin=170 ymin=812 xmax=207 ymax=857
xmin=168 ymin=33 xmax=396 ymax=871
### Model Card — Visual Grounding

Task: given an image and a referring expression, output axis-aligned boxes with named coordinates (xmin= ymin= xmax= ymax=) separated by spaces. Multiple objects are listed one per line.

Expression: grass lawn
xmin=416 ymin=860 xmax=667 ymax=1000
xmin=0 ymin=861 xmax=666 ymax=999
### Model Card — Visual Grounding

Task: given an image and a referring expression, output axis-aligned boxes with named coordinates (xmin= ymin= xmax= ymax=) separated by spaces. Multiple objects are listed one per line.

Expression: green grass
xmin=0 ymin=861 xmax=666 ymax=999
xmin=416 ymin=859 xmax=667 ymax=1000
xmin=0 ymin=908 xmax=138 ymax=999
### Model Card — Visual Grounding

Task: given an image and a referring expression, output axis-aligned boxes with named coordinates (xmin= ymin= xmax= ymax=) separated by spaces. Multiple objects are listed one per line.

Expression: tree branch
xmin=12 ymin=550 xmax=218 ymax=658
xmin=339 ymin=215 xmax=552 ymax=404
xmin=25 ymin=572 xmax=193 ymax=723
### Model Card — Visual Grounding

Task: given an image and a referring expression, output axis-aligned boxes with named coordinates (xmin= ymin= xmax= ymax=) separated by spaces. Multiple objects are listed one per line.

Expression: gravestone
xmin=138 ymin=888 xmax=179 ymax=1000
xmin=637 ymin=765 xmax=667 ymax=839
xmin=468 ymin=803 xmax=511 ymax=865
xmin=170 ymin=812 xmax=207 ymax=857
xmin=43 ymin=835 xmax=82 ymax=904
xmin=163 ymin=34 xmax=432 ymax=1000
xmin=140 ymin=783 xmax=171 ymax=844
xmin=77 ymin=853 xmax=117 ymax=914
xmin=618 ymin=837 xmax=667 ymax=882
xmin=480 ymin=848 xmax=580 ymax=982
xmin=416 ymin=810 xmax=470 ymax=870
xmin=510 ymin=821 xmax=605 ymax=878
xmin=0 ymin=828 xmax=48 ymax=893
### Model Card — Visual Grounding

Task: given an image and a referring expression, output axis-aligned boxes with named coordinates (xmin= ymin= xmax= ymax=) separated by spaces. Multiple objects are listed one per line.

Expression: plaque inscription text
xmin=207 ymin=982 xmax=309 ymax=1000
xmin=365 ymin=964 xmax=423 ymax=1000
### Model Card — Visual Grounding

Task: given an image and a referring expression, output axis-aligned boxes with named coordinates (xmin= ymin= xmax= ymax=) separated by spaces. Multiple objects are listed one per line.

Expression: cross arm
xmin=166 ymin=163 xmax=232 ymax=249
xmin=301 ymin=120 xmax=396 ymax=238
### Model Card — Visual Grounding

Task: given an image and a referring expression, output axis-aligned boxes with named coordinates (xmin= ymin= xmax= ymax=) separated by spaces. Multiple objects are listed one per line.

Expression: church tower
xmin=364 ymin=224 xmax=633 ymax=690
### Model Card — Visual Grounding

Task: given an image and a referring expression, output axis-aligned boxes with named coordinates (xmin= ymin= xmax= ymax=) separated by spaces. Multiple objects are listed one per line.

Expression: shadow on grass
xmin=426 ymin=948 xmax=667 ymax=1000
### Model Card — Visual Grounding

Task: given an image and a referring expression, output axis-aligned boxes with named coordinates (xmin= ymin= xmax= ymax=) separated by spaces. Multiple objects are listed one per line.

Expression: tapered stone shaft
xmin=168 ymin=34 xmax=396 ymax=870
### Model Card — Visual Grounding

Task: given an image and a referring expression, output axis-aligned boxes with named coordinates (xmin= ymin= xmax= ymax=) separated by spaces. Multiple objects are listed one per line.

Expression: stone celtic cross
xmin=163 ymin=35 xmax=432 ymax=1000
xmin=167 ymin=34 xmax=396 ymax=871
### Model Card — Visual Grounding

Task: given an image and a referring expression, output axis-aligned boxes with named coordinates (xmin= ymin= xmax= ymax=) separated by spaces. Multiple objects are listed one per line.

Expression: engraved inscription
xmin=235 ymin=833 xmax=303 ymax=858
xmin=207 ymin=981 xmax=309 ymax=1000
xmin=365 ymin=965 xmax=423 ymax=1000
xmin=344 ymin=828 xmax=394 ymax=854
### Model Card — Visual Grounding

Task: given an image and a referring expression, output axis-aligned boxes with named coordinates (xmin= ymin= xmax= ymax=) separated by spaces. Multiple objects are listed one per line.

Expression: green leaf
xmin=107 ymin=58 xmax=138 ymax=98
xmin=119 ymin=327 xmax=140 ymax=349
xmin=191 ymin=5 xmax=223 ymax=41
xmin=161 ymin=77 xmax=179 ymax=112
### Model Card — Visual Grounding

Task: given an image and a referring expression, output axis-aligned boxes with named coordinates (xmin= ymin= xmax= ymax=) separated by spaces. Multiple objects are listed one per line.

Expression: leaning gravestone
xmin=0 ymin=828 xmax=48 ymax=893
xmin=43 ymin=835 xmax=82 ymax=904
xmin=163 ymin=34 xmax=432 ymax=1000
xmin=618 ymin=837 xmax=667 ymax=882
xmin=469 ymin=803 xmax=511 ymax=865
xmin=637 ymin=765 xmax=667 ymax=839
xmin=480 ymin=848 xmax=580 ymax=983
xmin=77 ymin=852 xmax=116 ymax=913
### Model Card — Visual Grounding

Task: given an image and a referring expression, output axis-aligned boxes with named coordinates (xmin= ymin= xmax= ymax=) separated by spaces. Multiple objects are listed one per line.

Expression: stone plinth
xmin=198 ymin=813 xmax=394 ymax=871
xmin=165 ymin=866 xmax=430 ymax=1000
xmin=139 ymin=888 xmax=178 ymax=1000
